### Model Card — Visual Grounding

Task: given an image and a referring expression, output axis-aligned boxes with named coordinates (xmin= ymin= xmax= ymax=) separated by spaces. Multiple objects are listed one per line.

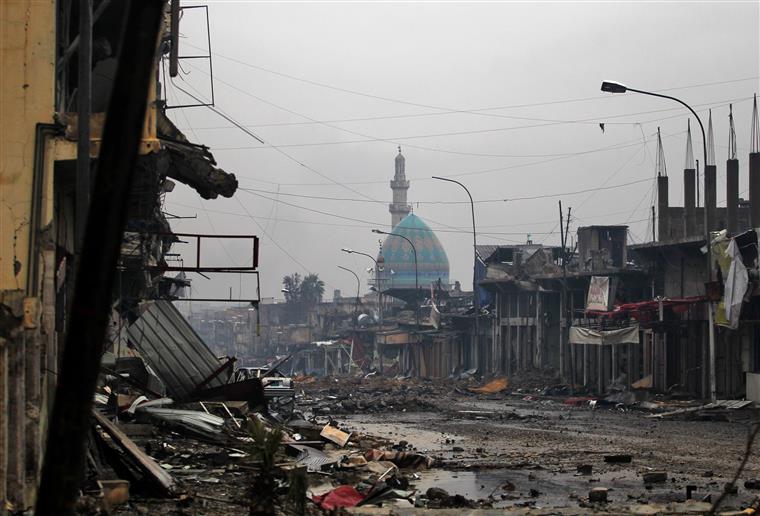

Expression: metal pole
xmin=432 ymin=176 xmax=479 ymax=365
xmin=372 ymin=229 xmax=418 ymax=373
xmin=372 ymin=230 xmax=418 ymax=328
xmin=341 ymin=249 xmax=383 ymax=325
xmin=76 ymin=0 xmax=93 ymax=253
xmin=338 ymin=265 xmax=360 ymax=333
xmin=625 ymin=86 xmax=715 ymax=401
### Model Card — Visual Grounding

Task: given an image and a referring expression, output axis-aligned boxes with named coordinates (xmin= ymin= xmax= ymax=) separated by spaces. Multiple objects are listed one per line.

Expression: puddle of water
xmin=411 ymin=467 xmax=745 ymax=509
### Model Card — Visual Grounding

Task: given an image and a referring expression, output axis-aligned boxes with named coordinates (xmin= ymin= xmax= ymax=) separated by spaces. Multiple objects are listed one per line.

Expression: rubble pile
xmin=82 ymin=294 xmax=760 ymax=515
xmin=298 ymin=376 xmax=454 ymax=415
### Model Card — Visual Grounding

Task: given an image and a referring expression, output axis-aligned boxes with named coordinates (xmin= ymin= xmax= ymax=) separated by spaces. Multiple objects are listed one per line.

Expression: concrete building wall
xmin=1 ymin=0 xmax=57 ymax=507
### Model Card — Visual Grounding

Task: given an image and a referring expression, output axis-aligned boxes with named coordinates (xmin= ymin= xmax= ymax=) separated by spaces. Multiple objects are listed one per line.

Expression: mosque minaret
xmin=389 ymin=146 xmax=412 ymax=228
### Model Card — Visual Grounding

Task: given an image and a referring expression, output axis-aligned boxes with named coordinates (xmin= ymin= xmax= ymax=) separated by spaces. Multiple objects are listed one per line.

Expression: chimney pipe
xmin=684 ymin=168 xmax=696 ymax=236
xmin=657 ymin=175 xmax=669 ymax=242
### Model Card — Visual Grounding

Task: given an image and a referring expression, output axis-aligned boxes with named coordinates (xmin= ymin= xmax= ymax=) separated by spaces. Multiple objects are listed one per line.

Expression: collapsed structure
xmin=0 ymin=0 xmax=262 ymax=508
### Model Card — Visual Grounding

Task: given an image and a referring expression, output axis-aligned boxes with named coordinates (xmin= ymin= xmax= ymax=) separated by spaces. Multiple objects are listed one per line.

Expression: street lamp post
xmin=372 ymin=229 xmax=419 ymax=330
xmin=342 ymin=248 xmax=383 ymax=325
xmin=601 ymin=80 xmax=716 ymax=401
xmin=432 ymin=176 xmax=480 ymax=364
xmin=337 ymin=265 xmax=361 ymax=335
xmin=372 ymin=229 xmax=419 ymax=375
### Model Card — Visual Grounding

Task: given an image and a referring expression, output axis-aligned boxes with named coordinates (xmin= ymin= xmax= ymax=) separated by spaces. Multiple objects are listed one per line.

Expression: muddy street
xmin=301 ymin=377 xmax=760 ymax=513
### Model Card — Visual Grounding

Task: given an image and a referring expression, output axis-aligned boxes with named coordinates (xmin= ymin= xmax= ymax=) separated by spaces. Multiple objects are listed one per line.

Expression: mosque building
xmin=378 ymin=148 xmax=450 ymax=296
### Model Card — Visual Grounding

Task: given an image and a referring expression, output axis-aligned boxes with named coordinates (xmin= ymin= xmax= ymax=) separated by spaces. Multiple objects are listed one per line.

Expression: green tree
xmin=300 ymin=273 xmax=325 ymax=306
xmin=281 ymin=273 xmax=301 ymax=303
xmin=282 ymin=273 xmax=323 ymax=323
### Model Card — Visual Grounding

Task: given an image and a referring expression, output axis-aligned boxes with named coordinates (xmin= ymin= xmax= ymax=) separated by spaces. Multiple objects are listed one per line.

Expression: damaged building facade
xmin=331 ymin=101 xmax=760 ymax=407
xmin=0 ymin=0 xmax=250 ymax=508
xmin=472 ymin=103 xmax=760 ymax=401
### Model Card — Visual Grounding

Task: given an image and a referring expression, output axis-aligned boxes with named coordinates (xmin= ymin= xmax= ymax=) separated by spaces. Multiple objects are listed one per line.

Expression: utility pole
xmin=559 ymin=201 xmax=573 ymax=386
xmin=559 ymin=201 xmax=566 ymax=379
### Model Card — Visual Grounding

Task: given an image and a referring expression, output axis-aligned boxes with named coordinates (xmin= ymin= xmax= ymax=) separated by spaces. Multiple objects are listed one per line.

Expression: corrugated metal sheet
xmin=475 ymin=245 xmax=500 ymax=261
xmin=127 ymin=300 xmax=227 ymax=400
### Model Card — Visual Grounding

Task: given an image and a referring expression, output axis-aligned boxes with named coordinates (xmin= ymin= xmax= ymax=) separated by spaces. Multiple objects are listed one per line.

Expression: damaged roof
xmin=126 ymin=300 xmax=229 ymax=400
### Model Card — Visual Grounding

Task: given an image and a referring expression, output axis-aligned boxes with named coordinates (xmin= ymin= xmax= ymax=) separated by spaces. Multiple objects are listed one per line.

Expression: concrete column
xmin=535 ymin=289 xmax=543 ymax=369
xmin=0 ymin=334 xmax=6 ymax=508
xmin=559 ymin=287 xmax=565 ymax=378
xmin=751 ymin=153 xmax=760 ymax=228
xmin=24 ymin=299 xmax=41 ymax=496
xmin=515 ymin=295 xmax=522 ymax=371
xmin=684 ymin=168 xmax=696 ymax=237
xmin=657 ymin=175 xmax=669 ymax=242
xmin=506 ymin=294 xmax=512 ymax=375
xmin=7 ymin=331 xmax=26 ymax=508
xmin=705 ymin=165 xmax=717 ymax=231
xmin=727 ymin=159 xmax=739 ymax=233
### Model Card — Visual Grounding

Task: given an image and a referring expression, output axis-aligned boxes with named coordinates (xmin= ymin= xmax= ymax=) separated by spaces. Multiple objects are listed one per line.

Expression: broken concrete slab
xmin=589 ymin=487 xmax=608 ymax=503
xmin=642 ymin=471 xmax=667 ymax=483
xmin=604 ymin=454 xmax=632 ymax=463
xmin=321 ymin=423 xmax=351 ymax=447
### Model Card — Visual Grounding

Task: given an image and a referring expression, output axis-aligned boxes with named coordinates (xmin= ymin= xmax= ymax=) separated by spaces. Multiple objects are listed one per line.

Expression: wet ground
xmin=333 ymin=393 xmax=760 ymax=513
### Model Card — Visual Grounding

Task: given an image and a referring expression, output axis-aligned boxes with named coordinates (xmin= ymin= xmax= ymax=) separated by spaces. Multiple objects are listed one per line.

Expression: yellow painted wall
xmin=0 ymin=0 xmax=56 ymax=293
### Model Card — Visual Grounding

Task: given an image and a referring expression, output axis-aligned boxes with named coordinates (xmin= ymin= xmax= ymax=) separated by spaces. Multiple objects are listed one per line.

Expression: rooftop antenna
xmin=656 ymin=127 xmax=667 ymax=177
xmin=706 ymin=109 xmax=715 ymax=166
xmin=729 ymin=104 xmax=737 ymax=160
xmin=684 ymin=119 xmax=694 ymax=170
xmin=751 ymin=93 xmax=759 ymax=153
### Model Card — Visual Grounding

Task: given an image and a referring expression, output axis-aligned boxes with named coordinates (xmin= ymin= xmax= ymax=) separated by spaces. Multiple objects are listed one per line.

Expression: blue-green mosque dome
xmin=378 ymin=213 xmax=450 ymax=290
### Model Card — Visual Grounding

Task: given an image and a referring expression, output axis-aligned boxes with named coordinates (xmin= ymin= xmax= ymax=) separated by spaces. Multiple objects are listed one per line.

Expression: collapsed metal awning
xmin=126 ymin=300 xmax=230 ymax=400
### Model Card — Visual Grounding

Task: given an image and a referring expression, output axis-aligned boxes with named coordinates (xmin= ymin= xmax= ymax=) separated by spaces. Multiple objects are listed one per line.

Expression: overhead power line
xmin=169 ymin=78 xmax=384 ymax=204
xmin=238 ymin=176 xmax=652 ymax=205
xmin=186 ymin=42 xmax=758 ymax=120
xmin=185 ymin=62 xmax=752 ymax=158
xmin=209 ymin=96 xmax=750 ymax=155
xmin=238 ymin=188 xmax=652 ymax=237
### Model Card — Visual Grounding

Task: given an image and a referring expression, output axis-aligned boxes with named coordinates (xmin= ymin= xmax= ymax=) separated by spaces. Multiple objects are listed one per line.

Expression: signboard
xmin=586 ymin=276 xmax=610 ymax=311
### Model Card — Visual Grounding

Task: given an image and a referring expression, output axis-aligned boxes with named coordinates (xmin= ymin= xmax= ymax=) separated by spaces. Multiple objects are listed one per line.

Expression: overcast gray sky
xmin=165 ymin=1 xmax=760 ymax=302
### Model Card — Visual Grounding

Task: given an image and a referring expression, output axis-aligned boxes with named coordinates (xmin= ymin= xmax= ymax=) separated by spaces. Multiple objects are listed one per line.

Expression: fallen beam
xmin=92 ymin=411 xmax=175 ymax=494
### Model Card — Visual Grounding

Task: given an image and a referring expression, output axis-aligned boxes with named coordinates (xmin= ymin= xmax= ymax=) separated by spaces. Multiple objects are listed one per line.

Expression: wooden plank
xmin=92 ymin=410 xmax=175 ymax=493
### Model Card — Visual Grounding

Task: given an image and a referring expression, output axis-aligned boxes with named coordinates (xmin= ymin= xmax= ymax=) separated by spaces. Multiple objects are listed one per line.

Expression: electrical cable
xmin=238 ymin=176 xmax=653 ymax=205
xmin=185 ymin=61 xmax=752 ymax=159
xmin=186 ymin=42 xmax=758 ymax=121
xmin=170 ymin=77 xmax=384 ymax=204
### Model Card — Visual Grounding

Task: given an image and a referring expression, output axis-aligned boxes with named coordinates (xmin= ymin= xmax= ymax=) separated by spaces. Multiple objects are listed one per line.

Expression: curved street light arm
xmin=432 ymin=175 xmax=480 ymax=347
xmin=371 ymin=229 xmax=419 ymax=329
xmin=626 ymin=88 xmax=707 ymax=167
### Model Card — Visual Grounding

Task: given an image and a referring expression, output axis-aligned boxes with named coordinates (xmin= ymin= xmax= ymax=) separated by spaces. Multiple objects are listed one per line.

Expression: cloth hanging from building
xmin=429 ymin=301 xmax=441 ymax=329
xmin=586 ymin=276 xmax=611 ymax=311
xmin=569 ymin=324 xmax=639 ymax=346
xmin=717 ymin=239 xmax=749 ymax=329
